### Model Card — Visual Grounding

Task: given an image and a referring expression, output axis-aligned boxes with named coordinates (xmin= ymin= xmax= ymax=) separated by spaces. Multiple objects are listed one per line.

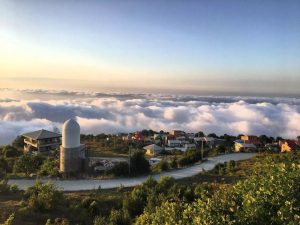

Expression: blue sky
xmin=0 ymin=0 xmax=299 ymax=96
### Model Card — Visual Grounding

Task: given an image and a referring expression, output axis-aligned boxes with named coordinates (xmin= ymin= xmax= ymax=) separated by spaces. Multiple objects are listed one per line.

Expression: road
xmin=8 ymin=153 xmax=255 ymax=191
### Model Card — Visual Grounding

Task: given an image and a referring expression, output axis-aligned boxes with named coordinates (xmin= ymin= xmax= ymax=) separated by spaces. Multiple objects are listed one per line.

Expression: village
xmin=18 ymin=118 xmax=300 ymax=177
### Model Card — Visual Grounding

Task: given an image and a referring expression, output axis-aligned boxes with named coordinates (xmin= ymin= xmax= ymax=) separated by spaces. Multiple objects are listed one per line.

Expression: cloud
xmin=0 ymin=89 xmax=300 ymax=145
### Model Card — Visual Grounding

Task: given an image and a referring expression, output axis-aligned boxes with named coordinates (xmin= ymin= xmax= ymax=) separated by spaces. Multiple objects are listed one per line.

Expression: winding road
xmin=8 ymin=153 xmax=255 ymax=191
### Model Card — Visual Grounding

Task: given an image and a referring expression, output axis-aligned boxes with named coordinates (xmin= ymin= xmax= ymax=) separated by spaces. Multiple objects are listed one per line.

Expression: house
xmin=184 ymin=143 xmax=196 ymax=150
xmin=22 ymin=129 xmax=61 ymax=153
xmin=167 ymin=140 xmax=181 ymax=148
xmin=194 ymin=137 xmax=225 ymax=149
xmin=234 ymin=140 xmax=257 ymax=152
xmin=144 ymin=144 xmax=163 ymax=156
xmin=281 ymin=140 xmax=300 ymax=153
xmin=170 ymin=130 xmax=185 ymax=137
xmin=241 ymin=135 xmax=261 ymax=146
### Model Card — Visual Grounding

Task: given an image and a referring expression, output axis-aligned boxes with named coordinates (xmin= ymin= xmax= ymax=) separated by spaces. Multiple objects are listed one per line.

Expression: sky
xmin=0 ymin=0 xmax=300 ymax=96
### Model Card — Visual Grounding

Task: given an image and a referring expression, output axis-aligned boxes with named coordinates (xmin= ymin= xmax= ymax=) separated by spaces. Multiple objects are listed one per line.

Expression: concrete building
xmin=60 ymin=119 xmax=85 ymax=174
xmin=22 ymin=129 xmax=61 ymax=153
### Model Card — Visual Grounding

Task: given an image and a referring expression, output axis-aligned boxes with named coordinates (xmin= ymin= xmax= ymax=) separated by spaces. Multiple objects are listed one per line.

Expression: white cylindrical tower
xmin=62 ymin=118 xmax=80 ymax=148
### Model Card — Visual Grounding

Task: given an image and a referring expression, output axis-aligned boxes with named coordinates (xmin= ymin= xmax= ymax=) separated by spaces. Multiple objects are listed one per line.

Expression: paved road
xmin=8 ymin=153 xmax=255 ymax=191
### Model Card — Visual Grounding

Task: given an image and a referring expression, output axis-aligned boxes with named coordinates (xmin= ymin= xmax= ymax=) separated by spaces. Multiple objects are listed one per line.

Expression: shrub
xmin=110 ymin=162 xmax=129 ymax=177
xmin=109 ymin=209 xmax=130 ymax=225
xmin=23 ymin=181 xmax=65 ymax=212
xmin=1 ymin=213 xmax=15 ymax=225
xmin=157 ymin=160 xmax=169 ymax=171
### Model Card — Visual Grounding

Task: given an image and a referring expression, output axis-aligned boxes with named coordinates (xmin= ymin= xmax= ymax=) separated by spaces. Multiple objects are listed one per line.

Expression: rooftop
xmin=22 ymin=129 xmax=61 ymax=140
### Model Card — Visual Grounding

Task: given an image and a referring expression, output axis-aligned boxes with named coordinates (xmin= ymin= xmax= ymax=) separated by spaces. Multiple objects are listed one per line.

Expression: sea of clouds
xmin=0 ymin=89 xmax=300 ymax=145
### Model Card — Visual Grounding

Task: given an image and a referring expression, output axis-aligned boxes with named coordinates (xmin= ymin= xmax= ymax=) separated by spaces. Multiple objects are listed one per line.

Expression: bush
xmin=1 ymin=213 xmax=15 ymax=225
xmin=45 ymin=218 xmax=70 ymax=225
xmin=110 ymin=162 xmax=130 ymax=177
xmin=178 ymin=149 xmax=202 ymax=167
xmin=0 ymin=157 xmax=8 ymax=177
xmin=0 ymin=180 xmax=10 ymax=194
xmin=170 ymin=158 xmax=178 ymax=169
xmin=110 ymin=151 xmax=150 ymax=177
xmin=157 ymin=160 xmax=169 ymax=172
xmin=109 ymin=209 xmax=130 ymax=225
xmin=23 ymin=181 xmax=65 ymax=212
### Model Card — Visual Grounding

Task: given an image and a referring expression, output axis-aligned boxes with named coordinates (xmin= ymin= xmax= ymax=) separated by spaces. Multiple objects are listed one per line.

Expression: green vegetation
xmin=136 ymin=154 xmax=300 ymax=225
xmin=22 ymin=181 xmax=65 ymax=212
xmin=110 ymin=151 xmax=150 ymax=177
xmin=1 ymin=153 xmax=299 ymax=224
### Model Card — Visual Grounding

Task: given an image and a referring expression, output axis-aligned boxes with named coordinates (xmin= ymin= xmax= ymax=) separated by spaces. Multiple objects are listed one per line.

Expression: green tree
xmin=12 ymin=135 xmax=24 ymax=149
xmin=13 ymin=154 xmax=43 ymax=175
xmin=2 ymin=145 xmax=22 ymax=158
xmin=39 ymin=157 xmax=59 ymax=176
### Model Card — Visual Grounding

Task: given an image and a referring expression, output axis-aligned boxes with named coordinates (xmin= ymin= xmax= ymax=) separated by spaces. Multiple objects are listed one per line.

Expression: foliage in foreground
xmin=136 ymin=154 xmax=300 ymax=225
xmin=23 ymin=181 xmax=65 ymax=212
xmin=0 ymin=214 xmax=14 ymax=225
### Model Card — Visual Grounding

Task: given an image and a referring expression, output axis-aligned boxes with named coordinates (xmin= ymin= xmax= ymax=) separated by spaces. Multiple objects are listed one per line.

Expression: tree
xmin=14 ymin=154 xmax=44 ymax=175
xmin=208 ymin=133 xmax=218 ymax=138
xmin=129 ymin=151 xmax=150 ymax=175
xmin=39 ymin=157 xmax=59 ymax=177
xmin=2 ymin=145 xmax=22 ymax=158
xmin=195 ymin=131 xmax=205 ymax=137
xmin=12 ymin=136 xmax=24 ymax=149
xmin=0 ymin=157 xmax=8 ymax=177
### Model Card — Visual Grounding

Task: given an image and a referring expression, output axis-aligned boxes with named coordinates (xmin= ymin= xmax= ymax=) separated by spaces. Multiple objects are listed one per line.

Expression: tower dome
xmin=62 ymin=118 xmax=80 ymax=148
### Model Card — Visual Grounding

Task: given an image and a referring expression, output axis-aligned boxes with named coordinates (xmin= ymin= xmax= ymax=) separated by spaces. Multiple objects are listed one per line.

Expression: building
xmin=167 ymin=140 xmax=181 ymax=148
xmin=170 ymin=130 xmax=185 ymax=137
xmin=144 ymin=144 xmax=163 ymax=156
xmin=60 ymin=119 xmax=86 ymax=174
xmin=22 ymin=129 xmax=61 ymax=153
xmin=184 ymin=143 xmax=196 ymax=150
xmin=241 ymin=135 xmax=261 ymax=146
xmin=281 ymin=140 xmax=300 ymax=153
xmin=234 ymin=140 xmax=257 ymax=152
xmin=194 ymin=137 xmax=225 ymax=149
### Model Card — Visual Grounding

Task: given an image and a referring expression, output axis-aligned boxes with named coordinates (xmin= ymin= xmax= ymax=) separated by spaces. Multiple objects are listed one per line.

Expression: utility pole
xmin=201 ymin=138 xmax=204 ymax=160
xmin=128 ymin=145 xmax=131 ymax=176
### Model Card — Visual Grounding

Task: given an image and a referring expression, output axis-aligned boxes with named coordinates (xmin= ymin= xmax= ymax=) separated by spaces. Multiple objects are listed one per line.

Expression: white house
xmin=144 ymin=144 xmax=163 ymax=156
